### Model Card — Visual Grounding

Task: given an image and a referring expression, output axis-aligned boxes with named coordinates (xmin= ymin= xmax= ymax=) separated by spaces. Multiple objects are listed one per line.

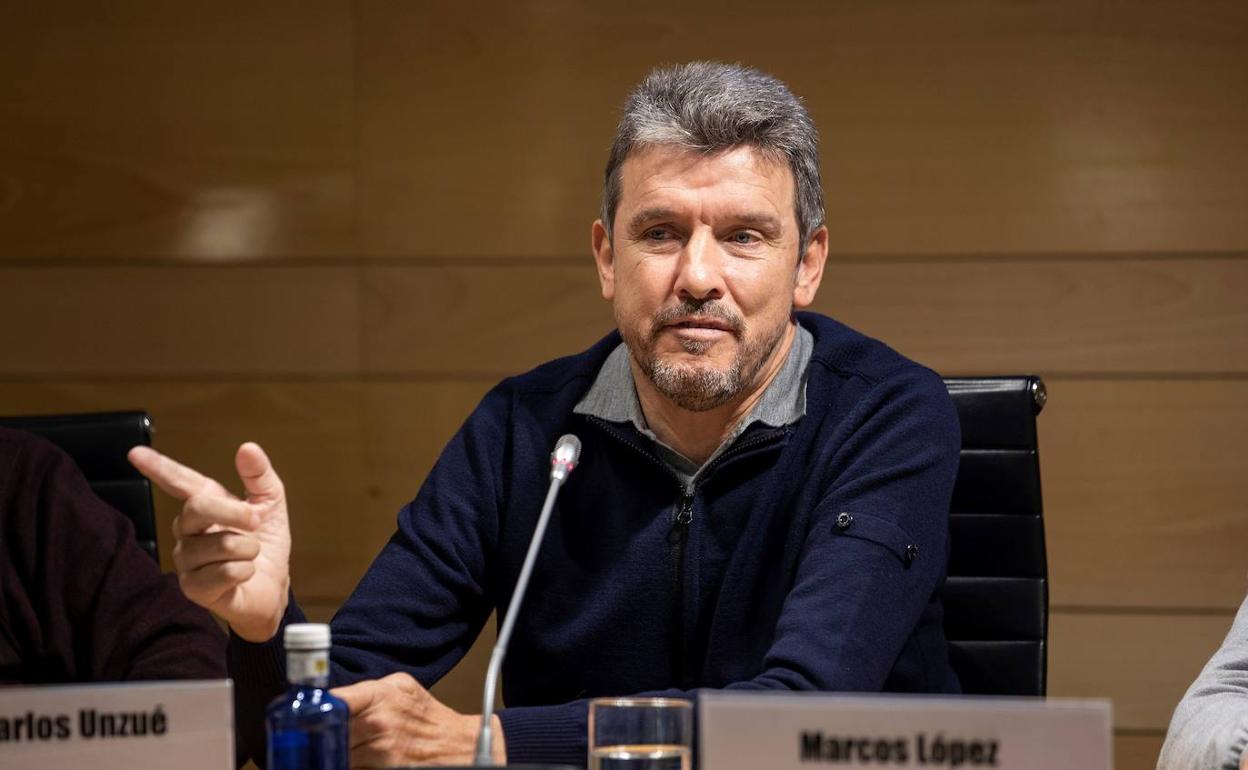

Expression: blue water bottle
xmin=266 ymin=623 xmax=350 ymax=770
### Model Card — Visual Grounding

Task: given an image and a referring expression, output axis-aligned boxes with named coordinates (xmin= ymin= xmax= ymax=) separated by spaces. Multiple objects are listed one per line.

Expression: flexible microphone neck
xmin=474 ymin=435 xmax=581 ymax=765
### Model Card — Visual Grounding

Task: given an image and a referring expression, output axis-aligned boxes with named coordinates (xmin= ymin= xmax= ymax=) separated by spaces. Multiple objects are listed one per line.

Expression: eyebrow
xmin=728 ymin=212 xmax=784 ymax=234
xmin=625 ymin=208 xmax=784 ymax=235
xmin=626 ymin=207 xmax=681 ymax=234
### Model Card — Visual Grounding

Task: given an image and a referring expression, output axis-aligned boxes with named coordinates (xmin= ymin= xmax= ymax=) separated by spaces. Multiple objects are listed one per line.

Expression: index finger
xmin=128 ymin=445 xmax=215 ymax=501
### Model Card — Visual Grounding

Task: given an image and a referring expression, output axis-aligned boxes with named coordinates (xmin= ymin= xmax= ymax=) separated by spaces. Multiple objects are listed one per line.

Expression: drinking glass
xmin=589 ymin=697 xmax=693 ymax=770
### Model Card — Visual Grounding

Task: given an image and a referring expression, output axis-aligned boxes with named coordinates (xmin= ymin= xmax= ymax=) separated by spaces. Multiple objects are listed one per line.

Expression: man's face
xmin=592 ymin=144 xmax=826 ymax=411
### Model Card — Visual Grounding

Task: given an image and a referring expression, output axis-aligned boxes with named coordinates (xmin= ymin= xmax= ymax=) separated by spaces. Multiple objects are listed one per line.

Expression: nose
xmin=673 ymin=227 xmax=725 ymax=302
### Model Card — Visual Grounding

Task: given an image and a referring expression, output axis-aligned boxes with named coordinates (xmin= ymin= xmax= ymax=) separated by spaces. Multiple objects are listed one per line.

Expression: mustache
xmin=650 ymin=299 xmax=744 ymax=339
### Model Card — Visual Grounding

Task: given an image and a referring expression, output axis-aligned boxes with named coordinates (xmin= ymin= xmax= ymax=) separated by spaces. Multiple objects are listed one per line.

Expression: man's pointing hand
xmin=128 ymin=442 xmax=291 ymax=643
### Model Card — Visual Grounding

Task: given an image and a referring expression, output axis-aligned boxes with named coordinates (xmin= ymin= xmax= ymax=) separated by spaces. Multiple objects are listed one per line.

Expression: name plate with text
xmin=700 ymin=692 xmax=1111 ymax=770
xmin=0 ymin=679 xmax=233 ymax=769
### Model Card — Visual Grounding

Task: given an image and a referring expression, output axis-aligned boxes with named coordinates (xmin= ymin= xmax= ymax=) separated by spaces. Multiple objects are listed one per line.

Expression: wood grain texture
xmin=1049 ymin=610 xmax=1232 ymax=731
xmin=360 ymin=259 xmax=1248 ymax=377
xmin=821 ymin=259 xmax=1248 ymax=377
xmin=356 ymin=0 xmax=1248 ymax=258
xmin=360 ymin=264 xmax=611 ymax=378
xmin=0 ymin=267 xmax=359 ymax=376
xmin=1043 ymin=378 xmax=1248 ymax=610
xmin=0 ymin=2 xmax=354 ymax=260
xmin=1115 ymin=734 xmax=1164 ymax=770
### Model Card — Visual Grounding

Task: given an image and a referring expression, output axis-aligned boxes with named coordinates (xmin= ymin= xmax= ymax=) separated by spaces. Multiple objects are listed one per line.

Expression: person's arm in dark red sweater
xmin=0 ymin=428 xmax=226 ymax=684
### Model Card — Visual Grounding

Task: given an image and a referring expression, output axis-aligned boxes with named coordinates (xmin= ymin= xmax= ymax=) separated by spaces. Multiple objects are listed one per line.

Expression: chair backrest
xmin=0 ymin=411 xmax=158 ymax=564
xmin=941 ymin=376 xmax=1048 ymax=696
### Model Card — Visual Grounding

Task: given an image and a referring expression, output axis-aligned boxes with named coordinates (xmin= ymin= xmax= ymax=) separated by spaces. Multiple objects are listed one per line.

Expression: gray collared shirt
xmin=573 ymin=324 xmax=813 ymax=489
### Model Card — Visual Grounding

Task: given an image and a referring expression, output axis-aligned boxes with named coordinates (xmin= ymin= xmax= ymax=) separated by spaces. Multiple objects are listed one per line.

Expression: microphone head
xmin=550 ymin=434 xmax=582 ymax=481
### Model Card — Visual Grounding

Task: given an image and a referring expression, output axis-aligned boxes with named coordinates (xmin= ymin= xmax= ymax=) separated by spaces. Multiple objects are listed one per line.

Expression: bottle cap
xmin=284 ymin=623 xmax=331 ymax=651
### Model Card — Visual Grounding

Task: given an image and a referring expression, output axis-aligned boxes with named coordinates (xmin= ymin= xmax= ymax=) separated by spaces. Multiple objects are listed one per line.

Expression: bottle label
xmin=286 ymin=652 xmax=329 ymax=684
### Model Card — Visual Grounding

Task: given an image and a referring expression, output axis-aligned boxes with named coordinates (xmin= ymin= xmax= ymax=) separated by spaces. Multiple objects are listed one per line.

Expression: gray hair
xmin=602 ymin=61 xmax=825 ymax=250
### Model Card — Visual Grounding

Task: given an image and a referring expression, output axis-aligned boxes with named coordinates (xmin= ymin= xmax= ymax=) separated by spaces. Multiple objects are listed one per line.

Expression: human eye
xmin=643 ymin=227 xmax=674 ymax=241
xmin=727 ymin=230 xmax=761 ymax=246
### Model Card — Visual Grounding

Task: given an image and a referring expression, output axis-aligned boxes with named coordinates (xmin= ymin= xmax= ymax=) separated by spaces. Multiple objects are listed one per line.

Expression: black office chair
xmin=941 ymin=376 xmax=1048 ymax=696
xmin=0 ymin=410 xmax=159 ymax=564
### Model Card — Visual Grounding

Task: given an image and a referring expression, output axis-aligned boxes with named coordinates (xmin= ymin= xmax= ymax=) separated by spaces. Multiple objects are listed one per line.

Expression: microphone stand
xmin=473 ymin=435 xmax=581 ymax=767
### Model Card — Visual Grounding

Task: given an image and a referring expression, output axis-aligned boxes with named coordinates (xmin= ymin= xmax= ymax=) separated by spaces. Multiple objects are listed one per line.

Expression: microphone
xmin=473 ymin=434 xmax=582 ymax=766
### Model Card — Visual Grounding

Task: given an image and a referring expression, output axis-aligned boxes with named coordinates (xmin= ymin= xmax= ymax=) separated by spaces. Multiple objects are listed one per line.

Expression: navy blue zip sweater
xmin=231 ymin=312 xmax=962 ymax=766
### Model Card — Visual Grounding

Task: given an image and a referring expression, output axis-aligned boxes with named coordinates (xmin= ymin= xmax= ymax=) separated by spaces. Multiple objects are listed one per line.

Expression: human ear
xmin=592 ymin=219 xmax=616 ymax=301
xmin=793 ymin=225 xmax=828 ymax=308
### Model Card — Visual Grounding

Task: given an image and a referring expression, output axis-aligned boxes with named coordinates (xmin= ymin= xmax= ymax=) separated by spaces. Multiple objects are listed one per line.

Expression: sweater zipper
xmin=671 ymin=490 xmax=693 ymax=685
xmin=667 ymin=426 xmax=789 ymax=686
xmin=586 ymin=417 xmax=695 ymax=682
xmin=585 ymin=417 xmax=790 ymax=685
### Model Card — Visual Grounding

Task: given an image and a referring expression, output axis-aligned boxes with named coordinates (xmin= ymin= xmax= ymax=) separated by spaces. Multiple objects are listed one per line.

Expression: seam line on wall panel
xmin=0 ymin=256 xmax=595 ymax=269
xmin=967 ymin=372 xmax=1248 ymax=382
xmin=4 ymin=372 xmax=1248 ymax=384
xmin=1052 ymin=604 xmax=1238 ymax=617
xmin=3 ymin=250 xmax=1248 ymax=269
xmin=348 ymin=0 xmax=364 ymax=383
xmin=0 ymin=372 xmax=505 ymax=384
xmin=349 ymin=0 xmax=361 ymax=265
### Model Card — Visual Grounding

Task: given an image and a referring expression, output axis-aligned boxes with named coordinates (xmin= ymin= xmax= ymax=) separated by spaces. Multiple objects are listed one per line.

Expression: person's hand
xmin=128 ymin=442 xmax=291 ymax=643
xmin=332 ymin=672 xmax=506 ymax=768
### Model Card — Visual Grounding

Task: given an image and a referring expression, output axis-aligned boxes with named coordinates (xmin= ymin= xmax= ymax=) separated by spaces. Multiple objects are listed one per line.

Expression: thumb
xmin=331 ymin=679 xmax=382 ymax=715
xmin=235 ymin=442 xmax=284 ymax=503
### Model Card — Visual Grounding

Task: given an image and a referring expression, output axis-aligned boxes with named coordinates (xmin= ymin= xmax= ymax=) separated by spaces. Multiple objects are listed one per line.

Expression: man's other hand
xmin=127 ymin=442 xmax=291 ymax=643
xmin=332 ymin=672 xmax=506 ymax=768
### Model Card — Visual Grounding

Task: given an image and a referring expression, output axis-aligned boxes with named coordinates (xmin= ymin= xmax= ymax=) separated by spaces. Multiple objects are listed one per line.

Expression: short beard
xmin=622 ymin=299 xmax=786 ymax=412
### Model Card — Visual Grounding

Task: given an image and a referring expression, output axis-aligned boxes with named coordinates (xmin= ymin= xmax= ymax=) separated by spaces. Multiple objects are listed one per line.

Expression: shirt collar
xmin=573 ymin=323 xmax=812 ymax=462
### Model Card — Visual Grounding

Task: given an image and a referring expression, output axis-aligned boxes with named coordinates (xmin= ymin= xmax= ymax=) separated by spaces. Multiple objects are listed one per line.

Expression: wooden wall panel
xmin=356 ymin=0 xmax=1248 ymax=259
xmin=0 ymin=3 xmax=355 ymax=261
xmin=1115 ymin=734 xmax=1164 ymax=770
xmin=360 ymin=259 xmax=1248 ymax=377
xmin=821 ymin=259 xmax=1248 ymax=376
xmin=361 ymin=265 xmax=611 ymax=377
xmin=0 ymin=267 xmax=359 ymax=376
xmin=1044 ymin=378 xmax=1248 ymax=610
xmin=1049 ymin=611 xmax=1231 ymax=731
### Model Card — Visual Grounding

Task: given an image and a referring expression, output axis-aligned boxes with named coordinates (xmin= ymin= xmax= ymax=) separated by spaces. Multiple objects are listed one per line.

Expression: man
xmin=129 ymin=62 xmax=962 ymax=767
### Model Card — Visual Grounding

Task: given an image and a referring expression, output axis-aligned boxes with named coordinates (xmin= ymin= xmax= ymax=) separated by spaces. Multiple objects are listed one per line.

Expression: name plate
xmin=0 ymin=679 xmax=233 ymax=769
xmin=700 ymin=692 xmax=1111 ymax=770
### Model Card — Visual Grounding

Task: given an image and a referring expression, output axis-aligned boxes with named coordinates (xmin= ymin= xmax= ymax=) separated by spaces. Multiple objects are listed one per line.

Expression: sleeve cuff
xmin=226 ymin=592 xmax=307 ymax=767
xmin=497 ymin=700 xmax=589 ymax=768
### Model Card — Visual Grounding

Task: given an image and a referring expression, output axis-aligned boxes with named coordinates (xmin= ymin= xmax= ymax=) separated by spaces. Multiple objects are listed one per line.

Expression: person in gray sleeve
xmin=1159 ymin=595 xmax=1248 ymax=770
